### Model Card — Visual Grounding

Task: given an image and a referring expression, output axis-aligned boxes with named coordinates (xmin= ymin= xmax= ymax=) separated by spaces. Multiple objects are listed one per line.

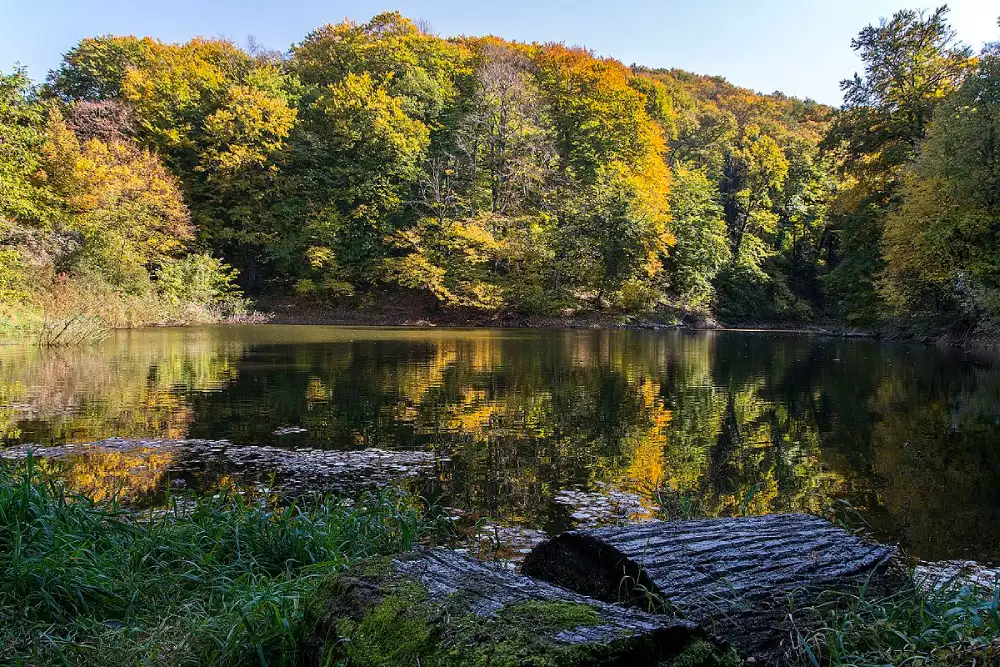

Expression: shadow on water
xmin=1 ymin=325 xmax=999 ymax=563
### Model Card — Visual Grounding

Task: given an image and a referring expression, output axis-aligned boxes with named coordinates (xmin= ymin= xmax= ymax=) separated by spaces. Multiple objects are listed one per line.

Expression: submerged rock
xmin=554 ymin=483 xmax=655 ymax=528
xmin=2 ymin=438 xmax=437 ymax=495
xmin=915 ymin=559 xmax=1000 ymax=592
xmin=272 ymin=426 xmax=308 ymax=435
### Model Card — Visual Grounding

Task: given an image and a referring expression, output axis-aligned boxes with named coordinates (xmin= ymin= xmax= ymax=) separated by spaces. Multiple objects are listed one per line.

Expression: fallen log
xmin=521 ymin=514 xmax=909 ymax=665
xmin=301 ymin=547 xmax=739 ymax=667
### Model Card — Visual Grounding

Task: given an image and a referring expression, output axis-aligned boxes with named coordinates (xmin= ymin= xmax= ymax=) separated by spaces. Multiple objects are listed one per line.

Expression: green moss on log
xmin=301 ymin=551 xmax=740 ymax=667
xmin=661 ymin=639 xmax=742 ymax=667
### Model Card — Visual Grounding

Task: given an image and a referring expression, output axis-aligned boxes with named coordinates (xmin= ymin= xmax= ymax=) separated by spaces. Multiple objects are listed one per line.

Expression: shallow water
xmin=2 ymin=325 xmax=999 ymax=564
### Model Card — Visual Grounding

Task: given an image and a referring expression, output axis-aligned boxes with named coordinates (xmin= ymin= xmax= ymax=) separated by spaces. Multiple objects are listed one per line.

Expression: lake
xmin=2 ymin=325 xmax=999 ymax=564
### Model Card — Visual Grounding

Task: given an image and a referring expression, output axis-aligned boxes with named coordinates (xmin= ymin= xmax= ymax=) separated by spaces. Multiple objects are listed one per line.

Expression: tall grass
xmin=0 ymin=457 xmax=442 ymax=666
xmin=795 ymin=576 xmax=1000 ymax=666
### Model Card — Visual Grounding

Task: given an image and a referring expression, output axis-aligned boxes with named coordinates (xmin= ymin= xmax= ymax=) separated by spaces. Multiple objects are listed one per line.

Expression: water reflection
xmin=1 ymin=326 xmax=998 ymax=563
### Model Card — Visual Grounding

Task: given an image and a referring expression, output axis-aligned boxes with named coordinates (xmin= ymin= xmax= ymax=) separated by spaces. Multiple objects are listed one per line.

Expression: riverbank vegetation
xmin=2 ymin=455 xmax=997 ymax=666
xmin=799 ymin=578 xmax=1000 ymax=666
xmin=0 ymin=457 xmax=443 ymax=666
xmin=2 ymin=6 xmax=1000 ymax=336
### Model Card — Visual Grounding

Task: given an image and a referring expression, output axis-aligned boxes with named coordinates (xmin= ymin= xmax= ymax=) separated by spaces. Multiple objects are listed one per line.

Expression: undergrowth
xmin=0 ymin=456 xmax=444 ymax=666
xmin=794 ymin=575 xmax=1000 ymax=666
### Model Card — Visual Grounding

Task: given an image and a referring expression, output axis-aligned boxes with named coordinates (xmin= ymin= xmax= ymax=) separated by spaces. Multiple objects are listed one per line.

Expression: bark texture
xmin=521 ymin=514 xmax=909 ymax=665
xmin=301 ymin=547 xmax=737 ymax=667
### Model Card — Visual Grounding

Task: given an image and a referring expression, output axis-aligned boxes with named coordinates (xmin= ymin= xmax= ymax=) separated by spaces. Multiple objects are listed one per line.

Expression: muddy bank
xmin=259 ymin=294 xmax=709 ymax=330
xmin=263 ymin=299 xmax=1000 ymax=351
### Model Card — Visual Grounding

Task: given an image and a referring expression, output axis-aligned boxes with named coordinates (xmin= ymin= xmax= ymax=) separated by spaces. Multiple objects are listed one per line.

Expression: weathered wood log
xmin=301 ymin=547 xmax=739 ymax=667
xmin=521 ymin=514 xmax=909 ymax=665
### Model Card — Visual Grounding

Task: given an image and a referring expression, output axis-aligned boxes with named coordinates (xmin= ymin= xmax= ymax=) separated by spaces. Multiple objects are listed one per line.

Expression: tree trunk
xmin=301 ymin=547 xmax=737 ymax=667
xmin=521 ymin=514 xmax=909 ymax=665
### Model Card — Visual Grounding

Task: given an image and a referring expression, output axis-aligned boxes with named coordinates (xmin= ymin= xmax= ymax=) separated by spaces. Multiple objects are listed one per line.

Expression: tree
xmin=294 ymin=72 xmax=429 ymax=288
xmin=881 ymin=44 xmax=1000 ymax=329
xmin=292 ymin=12 xmax=464 ymax=126
xmin=0 ymin=69 xmax=52 ymax=226
xmin=723 ymin=124 xmax=788 ymax=262
xmin=47 ymin=36 xmax=154 ymax=101
xmin=534 ymin=45 xmax=673 ymax=306
xmin=666 ymin=166 xmax=730 ymax=310
xmin=823 ymin=6 xmax=974 ymax=322
xmin=458 ymin=41 xmax=553 ymax=216
xmin=41 ymin=108 xmax=192 ymax=291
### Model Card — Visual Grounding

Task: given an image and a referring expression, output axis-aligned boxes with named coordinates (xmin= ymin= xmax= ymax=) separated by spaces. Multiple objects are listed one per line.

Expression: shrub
xmin=156 ymin=253 xmax=250 ymax=317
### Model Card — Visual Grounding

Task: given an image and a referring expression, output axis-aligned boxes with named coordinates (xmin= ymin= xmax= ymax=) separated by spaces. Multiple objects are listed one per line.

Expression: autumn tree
xmin=535 ymin=46 xmax=673 ymax=307
xmin=40 ymin=108 xmax=192 ymax=291
xmin=30 ymin=13 xmax=850 ymax=324
xmin=459 ymin=41 xmax=553 ymax=217
xmin=881 ymin=43 xmax=1000 ymax=329
xmin=823 ymin=6 xmax=974 ymax=322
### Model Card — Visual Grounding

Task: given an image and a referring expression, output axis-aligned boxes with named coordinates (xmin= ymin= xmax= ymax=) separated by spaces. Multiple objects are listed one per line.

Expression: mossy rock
xmin=301 ymin=548 xmax=738 ymax=667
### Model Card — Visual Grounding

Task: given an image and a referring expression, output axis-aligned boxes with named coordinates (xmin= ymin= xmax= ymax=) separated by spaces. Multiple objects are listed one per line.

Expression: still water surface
xmin=1 ymin=325 xmax=999 ymax=564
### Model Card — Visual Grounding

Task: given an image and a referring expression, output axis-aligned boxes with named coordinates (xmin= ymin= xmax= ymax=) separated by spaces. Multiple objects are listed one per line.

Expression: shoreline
xmin=6 ymin=296 xmax=998 ymax=350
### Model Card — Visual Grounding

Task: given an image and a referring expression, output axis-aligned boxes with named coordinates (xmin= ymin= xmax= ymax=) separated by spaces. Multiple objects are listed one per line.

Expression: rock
xmin=300 ymin=547 xmax=738 ymax=667
xmin=521 ymin=514 xmax=909 ymax=665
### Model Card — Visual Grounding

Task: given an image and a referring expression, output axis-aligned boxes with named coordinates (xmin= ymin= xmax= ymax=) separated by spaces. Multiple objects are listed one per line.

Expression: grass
xmin=795 ymin=576 xmax=1000 ymax=666
xmin=0 ymin=456 xmax=445 ymax=666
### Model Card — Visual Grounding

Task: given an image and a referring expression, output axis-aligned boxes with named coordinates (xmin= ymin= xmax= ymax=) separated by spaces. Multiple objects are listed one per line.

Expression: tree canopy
xmin=4 ymin=6 xmax=1000 ymax=333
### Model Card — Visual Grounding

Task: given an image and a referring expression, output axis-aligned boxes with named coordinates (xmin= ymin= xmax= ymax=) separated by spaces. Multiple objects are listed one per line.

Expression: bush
xmin=0 ymin=246 xmax=31 ymax=304
xmin=614 ymin=277 xmax=661 ymax=313
xmin=156 ymin=253 xmax=251 ymax=318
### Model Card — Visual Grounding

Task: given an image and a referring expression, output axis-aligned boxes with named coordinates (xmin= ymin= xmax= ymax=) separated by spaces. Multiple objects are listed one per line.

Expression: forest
xmin=1 ymin=5 xmax=998 ymax=334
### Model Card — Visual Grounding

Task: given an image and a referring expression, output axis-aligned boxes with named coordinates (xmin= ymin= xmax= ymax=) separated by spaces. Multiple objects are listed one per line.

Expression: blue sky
xmin=1 ymin=0 xmax=997 ymax=105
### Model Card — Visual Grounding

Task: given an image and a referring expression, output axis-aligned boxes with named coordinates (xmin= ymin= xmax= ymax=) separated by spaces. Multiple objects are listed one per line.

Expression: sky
xmin=1 ymin=0 xmax=998 ymax=105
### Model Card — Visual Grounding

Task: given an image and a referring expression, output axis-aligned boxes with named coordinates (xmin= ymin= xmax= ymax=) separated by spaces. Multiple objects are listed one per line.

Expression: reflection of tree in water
xmin=868 ymin=362 xmax=1000 ymax=561
xmin=2 ymin=327 xmax=999 ymax=562
xmin=32 ymin=448 xmax=178 ymax=505
xmin=0 ymin=329 xmax=245 ymax=445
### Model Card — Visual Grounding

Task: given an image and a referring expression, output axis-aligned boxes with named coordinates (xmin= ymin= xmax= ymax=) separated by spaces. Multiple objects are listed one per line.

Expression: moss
xmin=304 ymin=558 xmax=734 ymax=667
xmin=500 ymin=600 xmax=605 ymax=633
xmin=331 ymin=593 xmax=613 ymax=667
xmin=661 ymin=639 xmax=743 ymax=667
xmin=349 ymin=555 xmax=395 ymax=579
xmin=336 ymin=581 xmax=435 ymax=666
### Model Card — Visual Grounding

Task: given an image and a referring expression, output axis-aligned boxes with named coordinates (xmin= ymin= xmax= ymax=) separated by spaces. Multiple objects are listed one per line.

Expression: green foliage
xmin=156 ymin=253 xmax=249 ymax=316
xmin=880 ymin=47 xmax=1000 ymax=330
xmin=47 ymin=36 xmax=154 ymax=101
xmin=15 ymin=7 xmax=998 ymax=330
xmin=798 ymin=578 xmax=1000 ymax=666
xmin=0 ymin=69 xmax=54 ymax=225
xmin=640 ymin=66 xmax=838 ymax=321
xmin=0 ymin=458 xmax=439 ymax=666
xmin=666 ymin=166 xmax=730 ymax=310
xmin=823 ymin=5 xmax=975 ymax=323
